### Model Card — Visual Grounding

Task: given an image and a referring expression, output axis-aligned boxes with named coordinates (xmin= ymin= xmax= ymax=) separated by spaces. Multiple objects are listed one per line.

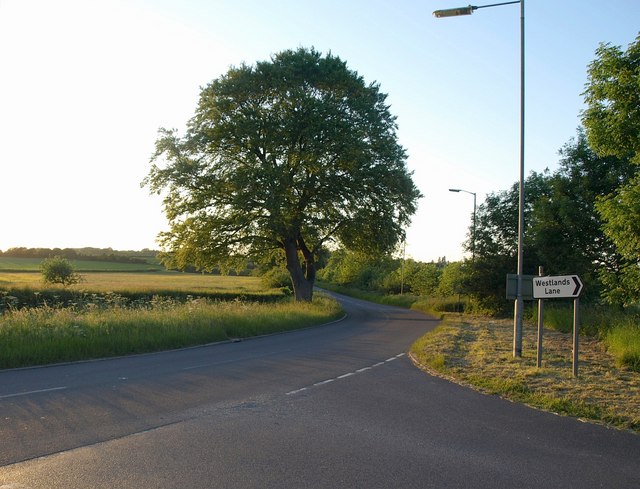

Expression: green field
xmin=0 ymin=270 xmax=266 ymax=293
xmin=0 ymin=271 xmax=343 ymax=369
xmin=0 ymin=271 xmax=285 ymax=312
xmin=0 ymin=256 xmax=163 ymax=272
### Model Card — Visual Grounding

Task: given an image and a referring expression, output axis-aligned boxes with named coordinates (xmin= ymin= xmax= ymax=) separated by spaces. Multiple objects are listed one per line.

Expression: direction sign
xmin=533 ymin=275 xmax=583 ymax=299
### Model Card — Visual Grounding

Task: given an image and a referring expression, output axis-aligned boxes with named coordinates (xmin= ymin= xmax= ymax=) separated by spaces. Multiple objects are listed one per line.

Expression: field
xmin=0 ymin=271 xmax=269 ymax=294
xmin=0 ymin=270 xmax=344 ymax=369
xmin=0 ymin=256 xmax=163 ymax=272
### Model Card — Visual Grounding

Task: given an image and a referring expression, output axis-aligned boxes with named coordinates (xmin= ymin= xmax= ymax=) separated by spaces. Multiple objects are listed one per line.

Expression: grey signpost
xmin=536 ymin=267 xmax=544 ymax=368
xmin=533 ymin=274 xmax=584 ymax=376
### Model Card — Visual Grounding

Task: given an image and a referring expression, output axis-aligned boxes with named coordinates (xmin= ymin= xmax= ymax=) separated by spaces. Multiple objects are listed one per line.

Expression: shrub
xmin=260 ymin=267 xmax=292 ymax=289
xmin=40 ymin=256 xmax=82 ymax=286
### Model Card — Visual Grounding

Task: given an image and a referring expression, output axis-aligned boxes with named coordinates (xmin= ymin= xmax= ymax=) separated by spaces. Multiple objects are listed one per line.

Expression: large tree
xmin=582 ymin=34 xmax=640 ymax=304
xmin=144 ymin=48 xmax=421 ymax=301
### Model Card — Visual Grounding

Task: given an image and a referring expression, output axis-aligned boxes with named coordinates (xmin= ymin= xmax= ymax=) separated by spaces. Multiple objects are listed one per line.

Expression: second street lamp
xmin=449 ymin=188 xmax=476 ymax=262
xmin=434 ymin=0 xmax=525 ymax=358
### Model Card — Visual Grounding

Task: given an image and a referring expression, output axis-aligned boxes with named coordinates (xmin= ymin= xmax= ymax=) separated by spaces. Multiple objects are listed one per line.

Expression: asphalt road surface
xmin=0 ymin=293 xmax=638 ymax=488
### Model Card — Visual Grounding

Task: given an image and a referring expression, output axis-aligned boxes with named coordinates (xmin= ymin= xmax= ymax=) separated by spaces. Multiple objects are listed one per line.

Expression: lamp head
xmin=433 ymin=5 xmax=475 ymax=18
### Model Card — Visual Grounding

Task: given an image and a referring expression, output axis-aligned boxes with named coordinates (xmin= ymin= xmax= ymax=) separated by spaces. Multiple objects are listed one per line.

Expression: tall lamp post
xmin=449 ymin=188 xmax=476 ymax=262
xmin=434 ymin=0 xmax=525 ymax=358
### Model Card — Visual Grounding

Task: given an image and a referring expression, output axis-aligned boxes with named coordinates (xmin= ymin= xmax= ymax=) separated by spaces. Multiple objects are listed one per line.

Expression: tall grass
xmin=531 ymin=303 xmax=640 ymax=372
xmin=606 ymin=322 xmax=640 ymax=371
xmin=0 ymin=295 xmax=343 ymax=369
xmin=0 ymin=273 xmax=286 ymax=312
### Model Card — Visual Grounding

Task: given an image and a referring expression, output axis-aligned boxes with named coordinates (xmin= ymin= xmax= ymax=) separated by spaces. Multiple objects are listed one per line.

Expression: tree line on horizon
xmin=0 ymin=247 xmax=158 ymax=265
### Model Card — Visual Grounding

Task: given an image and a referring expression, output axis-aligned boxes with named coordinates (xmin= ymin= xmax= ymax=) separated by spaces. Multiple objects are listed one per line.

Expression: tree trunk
xmin=283 ymin=237 xmax=315 ymax=302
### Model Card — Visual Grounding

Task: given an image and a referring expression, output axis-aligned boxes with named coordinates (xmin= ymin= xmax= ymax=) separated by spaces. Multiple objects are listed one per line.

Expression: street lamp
xmin=449 ymin=188 xmax=476 ymax=262
xmin=435 ymin=0 xmax=525 ymax=358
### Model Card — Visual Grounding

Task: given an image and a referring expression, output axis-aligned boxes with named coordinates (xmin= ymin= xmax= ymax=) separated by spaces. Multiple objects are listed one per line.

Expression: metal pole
xmin=536 ymin=266 xmax=544 ymax=368
xmin=472 ymin=192 xmax=477 ymax=263
xmin=475 ymin=0 xmax=520 ymax=8
xmin=513 ymin=0 xmax=525 ymax=358
xmin=573 ymin=297 xmax=580 ymax=377
xmin=400 ymin=239 xmax=406 ymax=295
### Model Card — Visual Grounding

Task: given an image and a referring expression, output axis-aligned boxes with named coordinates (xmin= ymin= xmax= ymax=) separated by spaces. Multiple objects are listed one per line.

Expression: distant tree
xmin=437 ymin=261 xmax=467 ymax=298
xmin=404 ymin=261 xmax=442 ymax=296
xmin=41 ymin=256 xmax=82 ymax=286
xmin=144 ymin=48 xmax=421 ymax=301
xmin=472 ymin=171 xmax=550 ymax=272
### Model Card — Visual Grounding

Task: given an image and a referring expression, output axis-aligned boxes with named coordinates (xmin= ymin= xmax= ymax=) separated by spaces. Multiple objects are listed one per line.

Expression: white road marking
xmin=314 ymin=379 xmax=335 ymax=386
xmin=285 ymin=353 xmax=406 ymax=396
xmin=0 ymin=386 xmax=68 ymax=400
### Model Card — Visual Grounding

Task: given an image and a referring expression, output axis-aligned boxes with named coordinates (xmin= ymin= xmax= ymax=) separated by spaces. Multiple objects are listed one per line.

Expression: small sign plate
xmin=533 ymin=275 xmax=583 ymax=299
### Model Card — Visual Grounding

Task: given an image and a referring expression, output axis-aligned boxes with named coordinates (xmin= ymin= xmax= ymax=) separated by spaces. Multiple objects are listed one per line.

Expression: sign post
xmin=536 ymin=267 xmax=544 ymax=368
xmin=533 ymin=274 xmax=584 ymax=377
xmin=573 ymin=298 xmax=580 ymax=377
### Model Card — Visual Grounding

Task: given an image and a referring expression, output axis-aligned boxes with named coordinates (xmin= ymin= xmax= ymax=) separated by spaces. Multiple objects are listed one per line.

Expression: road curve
xmin=0 ymin=293 xmax=638 ymax=488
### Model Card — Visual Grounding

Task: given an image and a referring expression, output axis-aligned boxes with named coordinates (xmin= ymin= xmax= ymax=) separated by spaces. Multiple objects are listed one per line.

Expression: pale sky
xmin=1 ymin=0 xmax=639 ymax=262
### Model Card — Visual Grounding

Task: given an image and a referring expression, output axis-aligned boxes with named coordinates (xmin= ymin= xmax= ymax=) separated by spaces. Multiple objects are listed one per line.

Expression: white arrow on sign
xmin=533 ymin=275 xmax=583 ymax=299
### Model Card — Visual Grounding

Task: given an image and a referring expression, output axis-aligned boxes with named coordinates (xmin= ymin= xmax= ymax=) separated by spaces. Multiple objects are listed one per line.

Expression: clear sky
xmin=1 ymin=0 xmax=639 ymax=262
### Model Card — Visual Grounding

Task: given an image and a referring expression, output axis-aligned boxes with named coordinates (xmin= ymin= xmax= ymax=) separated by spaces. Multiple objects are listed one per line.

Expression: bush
xmin=260 ymin=267 xmax=292 ymax=291
xmin=40 ymin=256 xmax=82 ymax=286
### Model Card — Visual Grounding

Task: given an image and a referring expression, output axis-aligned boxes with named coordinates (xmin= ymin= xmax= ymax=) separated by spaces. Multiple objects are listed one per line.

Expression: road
xmin=0 ymin=293 xmax=638 ymax=488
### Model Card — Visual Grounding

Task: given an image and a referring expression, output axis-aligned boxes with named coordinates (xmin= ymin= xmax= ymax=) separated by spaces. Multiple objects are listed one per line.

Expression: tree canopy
xmin=582 ymin=34 xmax=640 ymax=304
xmin=466 ymin=129 xmax=634 ymax=307
xmin=40 ymin=256 xmax=82 ymax=286
xmin=144 ymin=47 xmax=421 ymax=301
xmin=582 ymin=34 xmax=640 ymax=164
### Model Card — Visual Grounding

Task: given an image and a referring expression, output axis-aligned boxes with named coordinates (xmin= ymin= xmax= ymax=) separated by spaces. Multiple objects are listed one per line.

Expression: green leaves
xmin=582 ymin=34 xmax=640 ymax=164
xmin=144 ymin=47 xmax=420 ymax=299
xmin=581 ymin=33 xmax=640 ymax=304
xmin=40 ymin=256 xmax=82 ymax=286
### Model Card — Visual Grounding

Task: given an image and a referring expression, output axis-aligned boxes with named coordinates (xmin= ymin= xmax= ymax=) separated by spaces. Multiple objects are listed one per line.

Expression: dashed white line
xmin=0 ymin=386 xmax=68 ymax=400
xmin=314 ymin=379 xmax=335 ymax=386
xmin=286 ymin=387 xmax=308 ymax=395
xmin=285 ymin=352 xmax=406 ymax=396
xmin=337 ymin=372 xmax=355 ymax=379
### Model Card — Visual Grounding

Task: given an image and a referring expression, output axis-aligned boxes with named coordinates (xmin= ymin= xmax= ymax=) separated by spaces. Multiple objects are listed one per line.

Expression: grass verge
xmin=410 ymin=315 xmax=640 ymax=433
xmin=0 ymin=294 xmax=344 ymax=369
